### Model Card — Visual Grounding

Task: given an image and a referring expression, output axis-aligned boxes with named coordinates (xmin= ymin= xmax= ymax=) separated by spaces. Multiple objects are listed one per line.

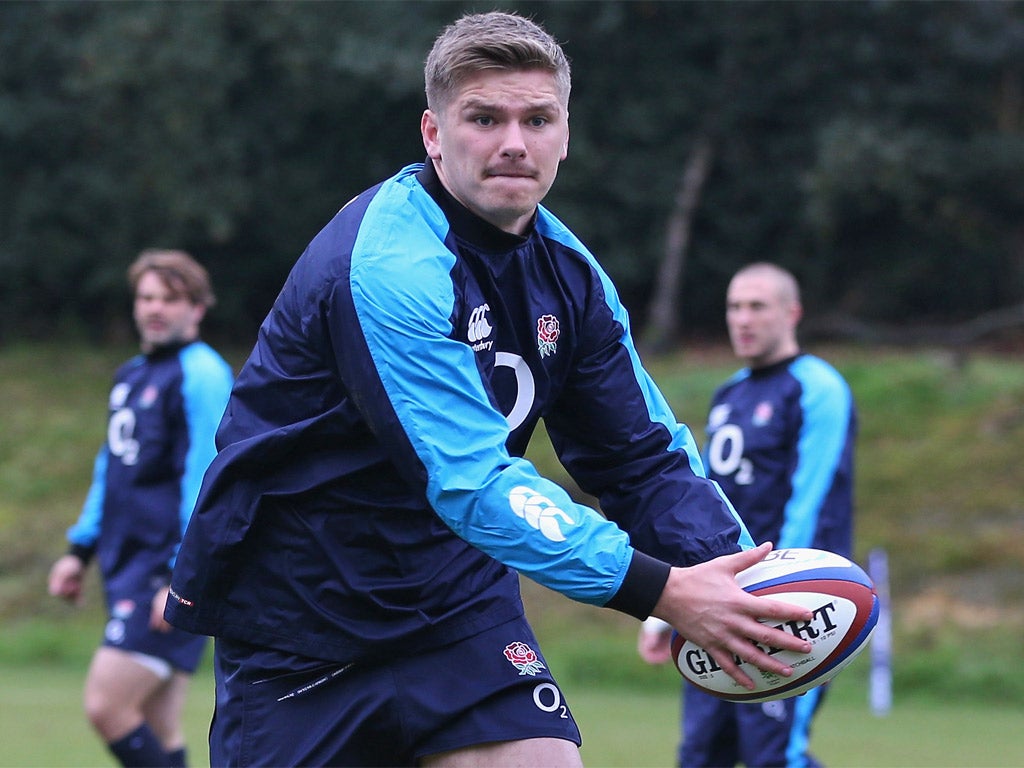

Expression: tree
xmin=1 ymin=0 xmax=1022 ymax=343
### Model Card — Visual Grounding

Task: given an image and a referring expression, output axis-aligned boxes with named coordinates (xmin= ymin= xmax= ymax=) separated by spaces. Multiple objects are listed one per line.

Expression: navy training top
xmin=703 ymin=353 xmax=857 ymax=557
xmin=67 ymin=340 xmax=233 ymax=601
xmin=166 ymin=162 xmax=752 ymax=663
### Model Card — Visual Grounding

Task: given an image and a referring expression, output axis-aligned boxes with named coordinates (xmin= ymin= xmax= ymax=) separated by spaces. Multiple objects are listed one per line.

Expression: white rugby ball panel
xmin=671 ymin=548 xmax=879 ymax=703
xmin=735 ymin=548 xmax=873 ymax=591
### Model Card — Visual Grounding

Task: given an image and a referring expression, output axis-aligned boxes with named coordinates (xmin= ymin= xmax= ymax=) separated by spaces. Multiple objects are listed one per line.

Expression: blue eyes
xmin=473 ymin=116 xmax=549 ymax=128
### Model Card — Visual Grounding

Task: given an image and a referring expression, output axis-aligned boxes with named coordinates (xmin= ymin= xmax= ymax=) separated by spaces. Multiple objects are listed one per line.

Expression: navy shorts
xmin=210 ymin=616 xmax=581 ymax=767
xmin=102 ymin=589 xmax=207 ymax=674
xmin=679 ymin=682 xmax=826 ymax=768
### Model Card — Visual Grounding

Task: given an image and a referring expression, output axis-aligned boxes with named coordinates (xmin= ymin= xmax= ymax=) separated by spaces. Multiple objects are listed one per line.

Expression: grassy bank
xmin=2 ymin=341 xmax=1023 ymax=708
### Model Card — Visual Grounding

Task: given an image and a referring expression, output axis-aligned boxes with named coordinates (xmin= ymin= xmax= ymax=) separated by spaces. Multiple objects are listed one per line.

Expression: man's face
xmin=725 ymin=272 xmax=800 ymax=368
xmin=133 ymin=270 xmax=204 ymax=352
xmin=421 ymin=68 xmax=569 ymax=235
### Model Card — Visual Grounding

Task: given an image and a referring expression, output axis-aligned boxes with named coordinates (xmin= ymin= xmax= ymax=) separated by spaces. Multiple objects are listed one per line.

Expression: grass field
xmin=2 ymin=341 xmax=1023 ymax=766
xmin=2 ymin=654 xmax=1022 ymax=767
xmin=4 ymin=595 xmax=1023 ymax=768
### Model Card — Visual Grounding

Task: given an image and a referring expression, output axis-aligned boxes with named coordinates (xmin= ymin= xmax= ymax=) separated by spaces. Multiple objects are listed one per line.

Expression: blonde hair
xmin=424 ymin=11 xmax=571 ymax=113
xmin=733 ymin=262 xmax=801 ymax=306
xmin=128 ymin=249 xmax=216 ymax=308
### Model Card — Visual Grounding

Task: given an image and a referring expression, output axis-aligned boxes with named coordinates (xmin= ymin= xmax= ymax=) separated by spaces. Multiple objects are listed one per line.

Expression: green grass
xmin=0 ymin=662 xmax=214 ymax=768
xmin=1 ymin=655 xmax=1022 ymax=767
xmin=2 ymin=341 xmax=1024 ymax=765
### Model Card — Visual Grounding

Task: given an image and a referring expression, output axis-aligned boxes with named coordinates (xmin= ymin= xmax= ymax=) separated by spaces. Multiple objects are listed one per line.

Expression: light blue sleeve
xmin=177 ymin=344 xmax=233 ymax=557
xmin=67 ymin=449 xmax=107 ymax=547
xmin=347 ymin=182 xmax=634 ymax=606
xmin=778 ymin=357 xmax=853 ymax=548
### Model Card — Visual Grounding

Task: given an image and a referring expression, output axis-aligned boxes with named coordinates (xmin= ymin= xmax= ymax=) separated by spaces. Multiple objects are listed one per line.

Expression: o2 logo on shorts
xmin=104 ymin=599 xmax=135 ymax=645
xmin=104 ymin=618 xmax=126 ymax=645
xmin=532 ymin=682 xmax=568 ymax=719
xmin=502 ymin=642 xmax=570 ymax=719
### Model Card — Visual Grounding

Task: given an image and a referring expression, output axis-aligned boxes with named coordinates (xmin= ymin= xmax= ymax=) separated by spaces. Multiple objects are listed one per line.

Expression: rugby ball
xmin=671 ymin=547 xmax=878 ymax=703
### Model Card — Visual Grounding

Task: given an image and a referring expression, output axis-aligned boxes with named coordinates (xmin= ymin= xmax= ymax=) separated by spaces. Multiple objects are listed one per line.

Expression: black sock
xmin=167 ymin=746 xmax=187 ymax=767
xmin=107 ymin=723 xmax=172 ymax=767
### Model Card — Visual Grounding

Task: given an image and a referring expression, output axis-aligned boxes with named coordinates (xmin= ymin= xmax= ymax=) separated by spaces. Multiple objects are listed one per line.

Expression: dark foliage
xmin=1 ymin=0 xmax=1021 ymax=344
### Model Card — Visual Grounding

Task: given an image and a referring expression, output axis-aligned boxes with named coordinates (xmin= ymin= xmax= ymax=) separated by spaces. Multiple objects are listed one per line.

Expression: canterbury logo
xmin=508 ymin=486 xmax=575 ymax=542
xmin=467 ymin=304 xmax=493 ymax=344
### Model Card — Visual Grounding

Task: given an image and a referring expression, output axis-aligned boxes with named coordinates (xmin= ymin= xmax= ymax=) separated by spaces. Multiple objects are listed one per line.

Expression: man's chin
xmin=734 ymin=346 xmax=763 ymax=363
xmin=140 ymin=333 xmax=179 ymax=351
xmin=484 ymin=177 xmax=545 ymax=203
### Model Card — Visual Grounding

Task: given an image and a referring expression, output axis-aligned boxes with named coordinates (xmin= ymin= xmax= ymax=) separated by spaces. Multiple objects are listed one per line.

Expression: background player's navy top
xmin=67 ymin=341 xmax=233 ymax=601
xmin=702 ymin=353 xmax=856 ymax=556
xmin=167 ymin=162 xmax=753 ymax=664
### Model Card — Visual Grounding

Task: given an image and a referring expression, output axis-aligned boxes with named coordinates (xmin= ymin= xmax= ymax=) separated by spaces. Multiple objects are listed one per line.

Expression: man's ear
xmin=422 ymin=110 xmax=442 ymax=160
xmin=790 ymin=301 xmax=804 ymax=327
xmin=191 ymin=303 xmax=207 ymax=329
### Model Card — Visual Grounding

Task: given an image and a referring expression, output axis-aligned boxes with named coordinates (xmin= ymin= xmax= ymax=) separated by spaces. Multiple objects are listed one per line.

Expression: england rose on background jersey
xmin=67 ymin=341 xmax=232 ymax=596
xmin=703 ymin=354 xmax=856 ymax=556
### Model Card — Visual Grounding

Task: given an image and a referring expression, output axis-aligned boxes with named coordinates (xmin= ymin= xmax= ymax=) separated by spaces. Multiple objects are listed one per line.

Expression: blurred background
xmin=1 ymin=2 xmax=1022 ymax=765
xmin=2 ymin=0 xmax=1023 ymax=347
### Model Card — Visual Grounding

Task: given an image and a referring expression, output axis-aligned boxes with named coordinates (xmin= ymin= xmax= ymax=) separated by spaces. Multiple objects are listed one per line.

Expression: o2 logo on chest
xmin=108 ymin=408 xmax=140 ymax=466
xmin=706 ymin=424 xmax=753 ymax=485
xmin=494 ymin=352 xmax=535 ymax=432
xmin=107 ymin=382 xmax=141 ymax=466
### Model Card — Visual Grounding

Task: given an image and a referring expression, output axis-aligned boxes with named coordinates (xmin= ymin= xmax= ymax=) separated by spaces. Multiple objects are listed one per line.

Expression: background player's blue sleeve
xmin=176 ymin=344 xmax=233 ymax=562
xmin=66 ymin=449 xmax=107 ymax=551
xmin=777 ymin=357 xmax=854 ymax=549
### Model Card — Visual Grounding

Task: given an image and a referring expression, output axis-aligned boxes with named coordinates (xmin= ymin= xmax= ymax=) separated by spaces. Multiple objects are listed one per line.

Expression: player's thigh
xmin=211 ymin=617 xmax=581 ymax=767
xmin=141 ymin=670 xmax=191 ymax=741
xmin=210 ymin=640 xmax=391 ymax=767
xmin=84 ymin=647 xmax=169 ymax=740
xmin=736 ymin=687 xmax=826 ymax=768
xmin=735 ymin=698 xmax=797 ymax=767
xmin=85 ymin=646 xmax=165 ymax=710
xmin=421 ymin=737 xmax=582 ymax=768
xmin=679 ymin=685 xmax=738 ymax=768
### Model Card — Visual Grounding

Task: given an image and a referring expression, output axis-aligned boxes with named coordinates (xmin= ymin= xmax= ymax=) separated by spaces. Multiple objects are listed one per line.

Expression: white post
xmin=867 ymin=547 xmax=893 ymax=716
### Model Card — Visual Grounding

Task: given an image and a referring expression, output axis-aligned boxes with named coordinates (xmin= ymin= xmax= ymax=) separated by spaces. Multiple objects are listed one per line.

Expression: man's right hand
xmin=48 ymin=554 xmax=85 ymax=605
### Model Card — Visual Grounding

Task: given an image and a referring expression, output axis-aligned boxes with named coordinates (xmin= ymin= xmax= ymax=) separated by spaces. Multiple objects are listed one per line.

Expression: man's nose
xmin=499 ymin=123 xmax=527 ymax=158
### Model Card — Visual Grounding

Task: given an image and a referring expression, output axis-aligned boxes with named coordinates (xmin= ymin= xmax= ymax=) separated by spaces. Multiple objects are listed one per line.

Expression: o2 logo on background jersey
xmin=109 ymin=382 xmax=131 ymax=409
xmin=108 ymin=408 xmax=140 ymax=466
xmin=706 ymin=423 xmax=754 ymax=485
xmin=107 ymin=382 xmax=140 ymax=466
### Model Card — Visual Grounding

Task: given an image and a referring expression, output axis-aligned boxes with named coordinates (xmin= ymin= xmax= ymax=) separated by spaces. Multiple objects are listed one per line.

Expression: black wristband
xmin=603 ymin=549 xmax=672 ymax=620
xmin=68 ymin=543 xmax=96 ymax=566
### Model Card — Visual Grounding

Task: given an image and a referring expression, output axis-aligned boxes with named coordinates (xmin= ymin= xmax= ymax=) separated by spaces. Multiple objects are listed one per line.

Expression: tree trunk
xmin=644 ymin=135 xmax=715 ymax=352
